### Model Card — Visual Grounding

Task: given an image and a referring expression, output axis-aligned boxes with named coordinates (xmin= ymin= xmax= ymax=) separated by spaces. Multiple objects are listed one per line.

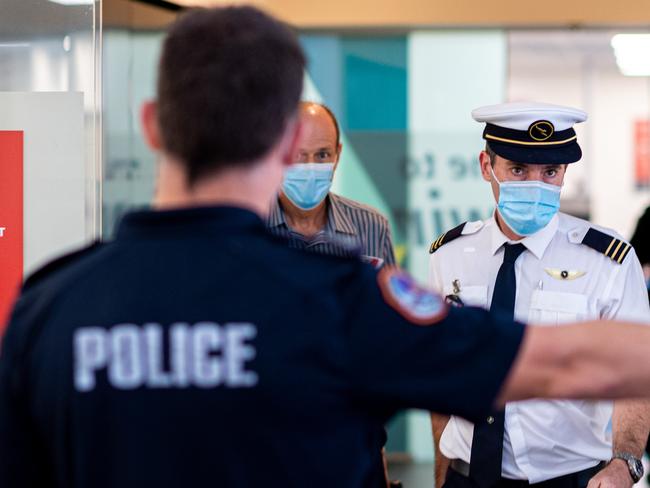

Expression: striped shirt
xmin=267 ymin=193 xmax=396 ymax=266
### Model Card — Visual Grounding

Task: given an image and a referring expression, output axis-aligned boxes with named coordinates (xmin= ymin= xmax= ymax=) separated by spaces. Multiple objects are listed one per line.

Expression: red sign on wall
xmin=635 ymin=120 xmax=650 ymax=188
xmin=0 ymin=131 xmax=23 ymax=332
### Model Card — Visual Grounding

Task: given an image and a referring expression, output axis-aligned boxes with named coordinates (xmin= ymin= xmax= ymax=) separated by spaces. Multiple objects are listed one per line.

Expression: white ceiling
xmin=508 ymin=29 xmax=650 ymax=73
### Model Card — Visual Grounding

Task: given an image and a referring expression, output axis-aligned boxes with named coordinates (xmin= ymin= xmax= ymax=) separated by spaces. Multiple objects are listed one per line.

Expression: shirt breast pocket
xmin=444 ymin=285 xmax=489 ymax=309
xmin=528 ymin=290 xmax=588 ymax=325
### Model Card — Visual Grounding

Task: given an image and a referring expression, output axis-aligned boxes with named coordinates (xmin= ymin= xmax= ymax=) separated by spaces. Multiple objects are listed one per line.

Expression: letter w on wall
xmin=0 ymin=131 xmax=23 ymax=333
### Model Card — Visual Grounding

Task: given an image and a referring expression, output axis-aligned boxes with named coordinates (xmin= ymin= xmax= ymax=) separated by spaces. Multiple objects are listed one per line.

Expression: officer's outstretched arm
xmin=498 ymin=321 xmax=650 ymax=405
xmin=353 ymin=267 xmax=648 ymax=421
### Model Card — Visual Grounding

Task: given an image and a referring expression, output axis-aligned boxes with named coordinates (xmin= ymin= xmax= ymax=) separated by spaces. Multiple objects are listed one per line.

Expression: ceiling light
xmin=611 ymin=34 xmax=650 ymax=76
xmin=0 ymin=43 xmax=30 ymax=49
xmin=48 ymin=0 xmax=94 ymax=6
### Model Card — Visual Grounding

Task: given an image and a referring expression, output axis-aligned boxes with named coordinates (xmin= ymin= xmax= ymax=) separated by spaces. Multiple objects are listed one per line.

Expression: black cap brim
xmin=488 ymin=140 xmax=582 ymax=164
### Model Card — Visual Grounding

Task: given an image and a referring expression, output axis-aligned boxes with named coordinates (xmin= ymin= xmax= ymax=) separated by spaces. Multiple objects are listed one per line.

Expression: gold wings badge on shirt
xmin=544 ymin=268 xmax=586 ymax=281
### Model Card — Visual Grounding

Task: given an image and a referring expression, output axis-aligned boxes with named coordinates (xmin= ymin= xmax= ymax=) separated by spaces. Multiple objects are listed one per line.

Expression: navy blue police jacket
xmin=0 ymin=206 xmax=524 ymax=488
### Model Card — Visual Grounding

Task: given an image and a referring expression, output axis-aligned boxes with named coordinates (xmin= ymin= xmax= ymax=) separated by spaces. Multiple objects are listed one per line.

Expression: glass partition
xmin=0 ymin=0 xmax=101 ymax=327
xmin=101 ymin=0 xmax=176 ymax=236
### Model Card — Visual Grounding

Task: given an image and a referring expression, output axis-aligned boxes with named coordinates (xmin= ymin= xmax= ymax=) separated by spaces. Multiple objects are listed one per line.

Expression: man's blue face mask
xmin=282 ymin=163 xmax=335 ymax=210
xmin=491 ymin=167 xmax=562 ymax=236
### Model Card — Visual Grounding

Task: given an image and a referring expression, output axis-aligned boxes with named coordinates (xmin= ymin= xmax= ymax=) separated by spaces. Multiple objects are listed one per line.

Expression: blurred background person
xmin=268 ymin=101 xmax=395 ymax=269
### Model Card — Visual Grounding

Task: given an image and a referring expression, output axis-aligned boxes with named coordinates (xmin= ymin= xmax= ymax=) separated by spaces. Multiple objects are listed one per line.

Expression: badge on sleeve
xmin=361 ymin=255 xmax=384 ymax=269
xmin=378 ymin=267 xmax=448 ymax=326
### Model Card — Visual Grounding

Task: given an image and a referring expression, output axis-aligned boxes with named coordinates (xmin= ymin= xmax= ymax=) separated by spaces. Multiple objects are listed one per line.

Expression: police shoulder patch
xmin=378 ymin=266 xmax=448 ymax=326
xmin=23 ymin=241 xmax=103 ymax=291
xmin=581 ymin=228 xmax=633 ymax=264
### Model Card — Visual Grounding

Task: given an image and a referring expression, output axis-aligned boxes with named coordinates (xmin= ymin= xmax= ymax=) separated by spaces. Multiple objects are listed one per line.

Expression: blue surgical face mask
xmin=491 ymin=167 xmax=561 ymax=236
xmin=282 ymin=163 xmax=335 ymax=210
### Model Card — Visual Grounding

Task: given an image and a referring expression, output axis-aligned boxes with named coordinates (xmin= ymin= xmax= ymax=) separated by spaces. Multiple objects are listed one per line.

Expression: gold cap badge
xmin=529 ymin=120 xmax=555 ymax=141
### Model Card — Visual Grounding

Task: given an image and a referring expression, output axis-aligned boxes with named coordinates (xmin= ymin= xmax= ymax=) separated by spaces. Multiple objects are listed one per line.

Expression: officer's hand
xmin=587 ymin=461 xmax=634 ymax=488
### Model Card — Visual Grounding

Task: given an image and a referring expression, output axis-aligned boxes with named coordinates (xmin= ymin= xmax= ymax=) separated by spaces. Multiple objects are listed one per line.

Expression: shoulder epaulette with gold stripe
xmin=429 ymin=222 xmax=467 ymax=254
xmin=581 ymin=228 xmax=633 ymax=264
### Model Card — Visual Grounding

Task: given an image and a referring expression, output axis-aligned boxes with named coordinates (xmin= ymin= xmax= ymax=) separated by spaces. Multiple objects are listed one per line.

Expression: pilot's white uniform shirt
xmin=429 ymin=212 xmax=650 ymax=483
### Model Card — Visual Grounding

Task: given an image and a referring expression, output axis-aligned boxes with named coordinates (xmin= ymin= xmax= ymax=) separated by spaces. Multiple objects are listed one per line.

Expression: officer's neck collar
xmin=489 ymin=212 xmax=559 ymax=260
xmin=116 ymin=205 xmax=265 ymax=239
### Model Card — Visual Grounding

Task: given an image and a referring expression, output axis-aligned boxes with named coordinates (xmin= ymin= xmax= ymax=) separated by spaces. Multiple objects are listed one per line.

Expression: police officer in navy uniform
xmin=5 ymin=8 xmax=650 ymax=488
xmin=429 ymin=102 xmax=650 ymax=488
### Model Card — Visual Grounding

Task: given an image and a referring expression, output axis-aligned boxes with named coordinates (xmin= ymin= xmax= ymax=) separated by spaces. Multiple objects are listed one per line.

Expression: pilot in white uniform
xmin=429 ymin=102 xmax=650 ymax=488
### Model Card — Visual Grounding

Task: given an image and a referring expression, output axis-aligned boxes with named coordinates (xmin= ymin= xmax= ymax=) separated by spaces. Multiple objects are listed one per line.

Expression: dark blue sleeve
xmin=345 ymin=267 xmax=525 ymax=422
xmin=0 ymin=292 xmax=55 ymax=487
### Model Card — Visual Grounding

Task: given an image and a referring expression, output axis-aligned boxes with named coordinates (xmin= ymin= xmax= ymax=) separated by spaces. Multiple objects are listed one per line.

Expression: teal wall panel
xmin=343 ymin=38 xmax=407 ymax=131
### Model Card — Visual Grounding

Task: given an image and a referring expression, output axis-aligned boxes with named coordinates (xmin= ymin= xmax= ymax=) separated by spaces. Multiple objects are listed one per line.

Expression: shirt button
xmin=487 ymin=416 xmax=495 ymax=424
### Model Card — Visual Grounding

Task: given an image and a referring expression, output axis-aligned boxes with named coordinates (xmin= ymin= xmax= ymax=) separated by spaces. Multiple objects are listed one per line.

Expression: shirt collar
xmin=327 ymin=194 xmax=357 ymax=236
xmin=116 ymin=205 xmax=265 ymax=240
xmin=268 ymin=198 xmax=287 ymax=228
xmin=489 ymin=211 xmax=558 ymax=260
xmin=267 ymin=193 xmax=357 ymax=236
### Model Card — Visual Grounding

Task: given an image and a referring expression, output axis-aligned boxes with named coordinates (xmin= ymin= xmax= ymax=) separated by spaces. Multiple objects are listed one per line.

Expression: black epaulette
xmin=581 ymin=228 xmax=633 ymax=264
xmin=429 ymin=222 xmax=467 ymax=254
xmin=22 ymin=241 xmax=103 ymax=292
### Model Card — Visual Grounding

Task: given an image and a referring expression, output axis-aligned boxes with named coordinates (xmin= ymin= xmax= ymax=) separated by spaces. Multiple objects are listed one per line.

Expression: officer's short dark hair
xmin=157 ymin=6 xmax=305 ymax=184
xmin=300 ymin=101 xmax=341 ymax=147
xmin=485 ymin=143 xmax=497 ymax=166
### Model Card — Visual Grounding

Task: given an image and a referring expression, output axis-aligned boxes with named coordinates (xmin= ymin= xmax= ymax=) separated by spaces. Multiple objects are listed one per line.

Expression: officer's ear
xmin=141 ymin=100 xmax=162 ymax=151
xmin=479 ymin=151 xmax=493 ymax=183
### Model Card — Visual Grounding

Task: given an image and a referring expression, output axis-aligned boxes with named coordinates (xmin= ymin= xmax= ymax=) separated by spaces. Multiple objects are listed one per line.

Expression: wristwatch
xmin=612 ymin=452 xmax=644 ymax=483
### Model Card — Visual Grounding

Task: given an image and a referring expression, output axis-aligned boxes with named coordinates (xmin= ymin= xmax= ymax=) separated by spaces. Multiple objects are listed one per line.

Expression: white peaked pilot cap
xmin=472 ymin=102 xmax=588 ymax=164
